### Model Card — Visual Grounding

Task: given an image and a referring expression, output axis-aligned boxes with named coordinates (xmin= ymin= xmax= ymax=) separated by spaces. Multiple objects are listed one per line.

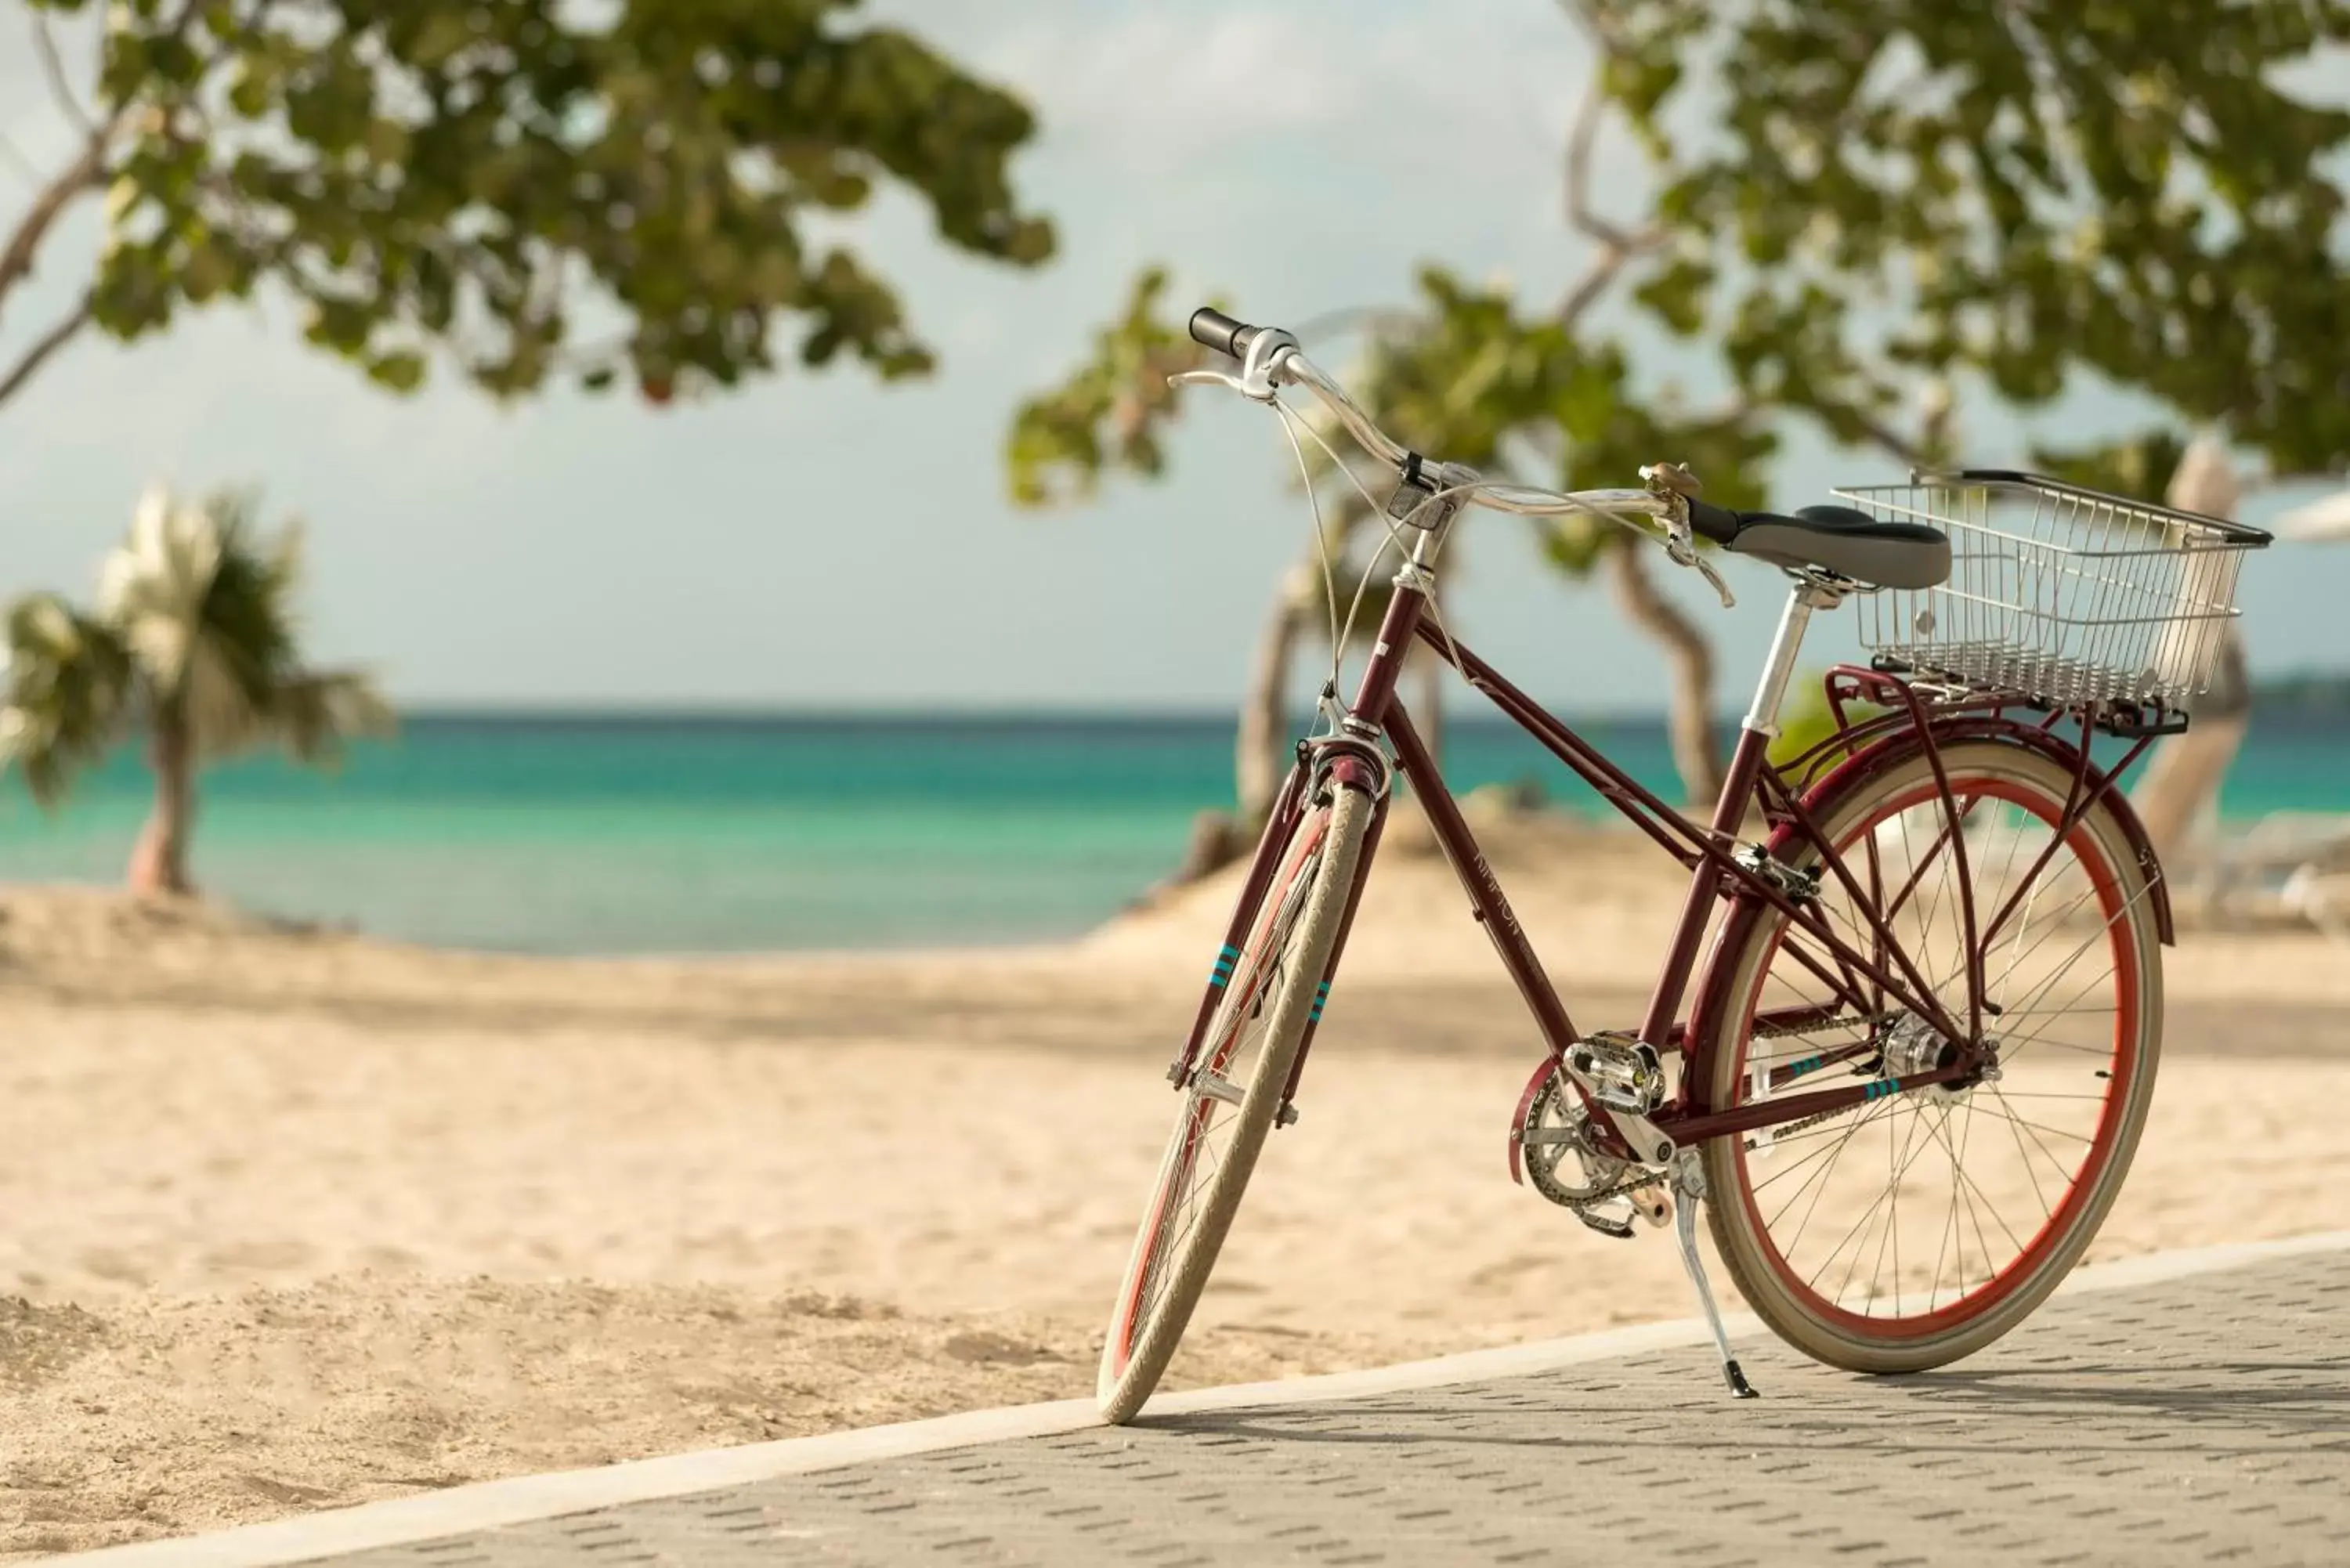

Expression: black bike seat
xmin=1689 ymin=502 xmax=1950 ymax=590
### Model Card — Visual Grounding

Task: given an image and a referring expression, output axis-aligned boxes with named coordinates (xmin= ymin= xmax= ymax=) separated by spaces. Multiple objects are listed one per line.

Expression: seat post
xmin=1744 ymin=576 xmax=1847 ymax=737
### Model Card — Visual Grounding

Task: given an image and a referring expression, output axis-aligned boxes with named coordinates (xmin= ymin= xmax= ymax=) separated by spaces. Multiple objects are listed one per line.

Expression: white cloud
xmin=978 ymin=8 xmax=1373 ymax=166
xmin=959 ymin=0 xmax=1598 ymax=186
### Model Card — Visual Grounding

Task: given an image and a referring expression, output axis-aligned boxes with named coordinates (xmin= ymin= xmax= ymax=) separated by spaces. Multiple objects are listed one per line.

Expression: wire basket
xmin=1835 ymin=469 xmax=2272 ymax=710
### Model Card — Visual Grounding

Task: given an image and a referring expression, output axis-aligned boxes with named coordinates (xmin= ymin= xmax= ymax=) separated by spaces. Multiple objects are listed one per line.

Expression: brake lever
xmin=1169 ymin=368 xmax=1273 ymax=402
xmin=1170 ymin=330 xmax=1299 ymax=403
xmin=1661 ymin=508 xmax=1736 ymax=609
xmin=1690 ymin=551 xmax=1736 ymax=609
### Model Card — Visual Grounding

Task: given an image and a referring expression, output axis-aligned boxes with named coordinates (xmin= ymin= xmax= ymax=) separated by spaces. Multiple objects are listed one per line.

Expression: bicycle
xmin=1098 ymin=305 xmax=2272 ymax=1421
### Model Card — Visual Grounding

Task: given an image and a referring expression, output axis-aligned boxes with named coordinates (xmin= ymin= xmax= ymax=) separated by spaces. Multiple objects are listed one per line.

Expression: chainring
xmin=1517 ymin=1060 xmax=1657 ymax=1235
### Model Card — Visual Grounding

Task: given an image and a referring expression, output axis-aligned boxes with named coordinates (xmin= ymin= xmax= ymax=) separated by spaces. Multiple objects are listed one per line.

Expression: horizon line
xmin=380 ymin=702 xmax=1683 ymax=724
xmin=376 ymin=692 xmax=2350 ymax=724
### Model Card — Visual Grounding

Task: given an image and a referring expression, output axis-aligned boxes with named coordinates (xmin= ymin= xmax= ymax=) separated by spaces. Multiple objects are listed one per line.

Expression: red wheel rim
xmin=1104 ymin=804 xmax=1332 ymax=1376
xmin=1727 ymin=771 xmax=2142 ymax=1339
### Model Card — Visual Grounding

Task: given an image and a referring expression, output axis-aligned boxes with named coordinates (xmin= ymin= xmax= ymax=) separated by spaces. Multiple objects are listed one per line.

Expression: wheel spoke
xmin=1998 ymin=1082 xmax=2055 ymax=1222
xmin=1718 ymin=747 xmax=2149 ymax=1349
xmin=1760 ymin=1100 xmax=1896 ymax=1222
xmin=1103 ymin=793 xmax=1371 ymax=1413
xmin=1809 ymin=1102 xmax=1944 ymax=1299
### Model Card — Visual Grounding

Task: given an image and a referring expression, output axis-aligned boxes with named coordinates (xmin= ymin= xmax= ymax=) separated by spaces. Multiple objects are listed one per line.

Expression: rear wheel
xmin=1097 ymin=782 xmax=1373 ymax=1422
xmin=1699 ymin=739 xmax=2163 ymax=1372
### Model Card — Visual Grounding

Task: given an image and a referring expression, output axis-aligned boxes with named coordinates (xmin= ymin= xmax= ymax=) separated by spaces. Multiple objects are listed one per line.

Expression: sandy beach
xmin=7 ymin=815 xmax=2349 ymax=1559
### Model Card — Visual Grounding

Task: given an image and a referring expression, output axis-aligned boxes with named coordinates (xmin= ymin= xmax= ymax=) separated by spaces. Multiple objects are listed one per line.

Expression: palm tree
xmin=0 ymin=485 xmax=395 ymax=895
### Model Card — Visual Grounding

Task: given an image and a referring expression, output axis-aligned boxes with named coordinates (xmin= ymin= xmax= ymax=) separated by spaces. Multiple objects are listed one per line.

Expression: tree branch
xmin=1564 ymin=60 xmax=1625 ymax=247
xmin=3 ymin=0 xmax=209 ymax=322
xmin=1555 ymin=11 xmax=1665 ymax=327
xmin=0 ymin=121 xmax=122 ymax=322
xmin=1852 ymin=410 xmax=1926 ymax=468
xmin=33 ymin=12 xmax=99 ymax=135
xmin=1556 ymin=249 xmax=1629 ymax=329
xmin=0 ymin=292 xmax=95 ymax=410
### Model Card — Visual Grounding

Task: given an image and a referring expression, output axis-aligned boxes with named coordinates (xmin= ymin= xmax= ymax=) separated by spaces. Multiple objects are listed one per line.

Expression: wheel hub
xmin=1878 ymin=1013 xmax=1997 ymax=1097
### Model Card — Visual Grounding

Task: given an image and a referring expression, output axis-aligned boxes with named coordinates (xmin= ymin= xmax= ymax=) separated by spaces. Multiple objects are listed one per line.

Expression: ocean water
xmin=2 ymin=711 xmax=2345 ymax=955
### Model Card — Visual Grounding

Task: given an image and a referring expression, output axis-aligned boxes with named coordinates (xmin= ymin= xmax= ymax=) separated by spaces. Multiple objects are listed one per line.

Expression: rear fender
xmin=1677 ymin=716 xmax=2172 ymax=1118
xmin=1769 ymin=717 xmax=2173 ymax=945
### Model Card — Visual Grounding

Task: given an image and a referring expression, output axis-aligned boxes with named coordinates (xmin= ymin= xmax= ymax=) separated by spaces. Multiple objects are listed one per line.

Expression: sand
xmin=5 ymin=818 xmax=2348 ymax=1559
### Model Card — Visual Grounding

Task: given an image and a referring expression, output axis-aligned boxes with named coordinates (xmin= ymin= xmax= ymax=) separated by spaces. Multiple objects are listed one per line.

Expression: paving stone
xmin=300 ymin=1250 xmax=2350 ymax=1566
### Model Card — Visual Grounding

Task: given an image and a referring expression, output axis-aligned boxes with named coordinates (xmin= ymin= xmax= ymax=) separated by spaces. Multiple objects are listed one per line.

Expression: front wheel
xmin=1697 ymin=739 xmax=2164 ymax=1373
xmin=1097 ymin=782 xmax=1374 ymax=1422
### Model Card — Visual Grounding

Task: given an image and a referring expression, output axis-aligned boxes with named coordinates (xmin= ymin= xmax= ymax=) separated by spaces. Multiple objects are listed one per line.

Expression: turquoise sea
xmin=3 ymin=711 xmax=2345 ymax=955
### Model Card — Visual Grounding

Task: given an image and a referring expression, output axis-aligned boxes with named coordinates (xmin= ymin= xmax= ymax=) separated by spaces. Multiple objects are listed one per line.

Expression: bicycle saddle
xmin=1687 ymin=500 xmax=1950 ymax=590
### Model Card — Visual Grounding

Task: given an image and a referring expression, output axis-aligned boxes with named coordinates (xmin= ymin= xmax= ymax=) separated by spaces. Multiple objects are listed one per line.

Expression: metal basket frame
xmin=1834 ymin=468 xmax=2272 ymax=710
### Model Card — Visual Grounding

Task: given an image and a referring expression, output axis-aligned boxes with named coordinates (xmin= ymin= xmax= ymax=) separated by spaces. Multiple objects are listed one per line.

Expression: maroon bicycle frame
xmin=1173 ymin=572 xmax=2169 ymax=1155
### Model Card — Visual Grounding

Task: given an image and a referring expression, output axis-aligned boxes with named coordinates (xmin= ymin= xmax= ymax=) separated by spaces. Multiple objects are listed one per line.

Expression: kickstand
xmin=1670 ymin=1151 xmax=1759 ymax=1399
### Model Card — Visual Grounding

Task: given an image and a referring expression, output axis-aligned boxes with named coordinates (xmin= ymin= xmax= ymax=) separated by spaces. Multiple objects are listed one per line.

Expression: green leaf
xmin=1003 ymin=267 xmax=1210 ymax=508
xmin=365 ymin=350 xmax=428 ymax=393
xmin=0 ymin=593 xmax=133 ymax=811
xmin=32 ymin=0 xmax=1055 ymax=408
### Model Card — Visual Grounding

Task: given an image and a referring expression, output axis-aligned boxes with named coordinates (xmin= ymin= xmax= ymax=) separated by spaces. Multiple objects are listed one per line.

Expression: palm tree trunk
xmin=1606 ymin=541 xmax=1722 ymax=807
xmin=1236 ymin=559 xmax=1318 ymax=828
xmin=2131 ymin=443 xmax=2254 ymax=880
xmin=128 ymin=707 xmax=196 ymax=896
xmin=2132 ymin=625 xmax=2251 ymax=871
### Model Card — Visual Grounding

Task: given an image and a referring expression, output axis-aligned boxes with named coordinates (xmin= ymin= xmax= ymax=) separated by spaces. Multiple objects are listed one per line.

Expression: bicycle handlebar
xmin=1189 ymin=306 xmax=1414 ymax=471
xmin=1187 ymin=306 xmax=1257 ymax=359
xmin=1182 ymin=304 xmax=1679 ymax=543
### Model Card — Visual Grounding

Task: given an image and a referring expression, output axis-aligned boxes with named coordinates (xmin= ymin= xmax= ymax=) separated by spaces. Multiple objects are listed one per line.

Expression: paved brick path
xmin=269 ymin=1246 xmax=2350 ymax=1568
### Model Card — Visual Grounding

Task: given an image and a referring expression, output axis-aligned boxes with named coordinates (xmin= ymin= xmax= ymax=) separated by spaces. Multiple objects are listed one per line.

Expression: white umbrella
xmin=2274 ymin=488 xmax=2350 ymax=541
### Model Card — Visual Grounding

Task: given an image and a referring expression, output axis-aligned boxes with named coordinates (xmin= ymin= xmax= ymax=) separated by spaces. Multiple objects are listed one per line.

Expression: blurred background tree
xmin=1 ymin=0 xmax=1053 ymax=410
xmin=1007 ymin=0 xmax=2349 ymax=873
xmin=1 ymin=487 xmax=394 ymax=895
xmin=2 ymin=0 xmax=1060 ymax=888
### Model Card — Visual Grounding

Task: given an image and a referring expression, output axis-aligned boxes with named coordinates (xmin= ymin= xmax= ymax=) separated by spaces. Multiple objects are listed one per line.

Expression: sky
xmin=2 ymin=0 xmax=2346 ymax=714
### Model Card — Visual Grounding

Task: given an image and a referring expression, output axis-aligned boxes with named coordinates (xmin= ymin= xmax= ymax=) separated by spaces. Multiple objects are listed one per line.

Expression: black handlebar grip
xmin=1188 ymin=306 xmax=1257 ymax=359
xmin=1684 ymin=497 xmax=1744 ymax=546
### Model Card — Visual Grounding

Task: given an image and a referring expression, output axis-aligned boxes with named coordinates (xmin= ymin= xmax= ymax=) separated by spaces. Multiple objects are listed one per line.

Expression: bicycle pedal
xmin=1573 ymin=1205 xmax=1636 ymax=1241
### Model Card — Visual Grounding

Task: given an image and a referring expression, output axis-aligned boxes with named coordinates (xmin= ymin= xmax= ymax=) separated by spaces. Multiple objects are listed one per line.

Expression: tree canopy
xmin=1010 ymin=0 xmax=2350 ymax=522
xmin=1005 ymin=1 xmax=2348 ymax=822
xmin=2 ymin=0 xmax=1054 ymax=409
xmin=1607 ymin=0 xmax=2350 ymax=483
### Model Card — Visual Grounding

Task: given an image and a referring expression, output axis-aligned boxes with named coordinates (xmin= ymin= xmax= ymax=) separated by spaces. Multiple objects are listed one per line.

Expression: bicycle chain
xmin=1752 ymin=1014 xmax=1874 ymax=1040
xmin=1744 ymin=1014 xmax=1878 ymax=1143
